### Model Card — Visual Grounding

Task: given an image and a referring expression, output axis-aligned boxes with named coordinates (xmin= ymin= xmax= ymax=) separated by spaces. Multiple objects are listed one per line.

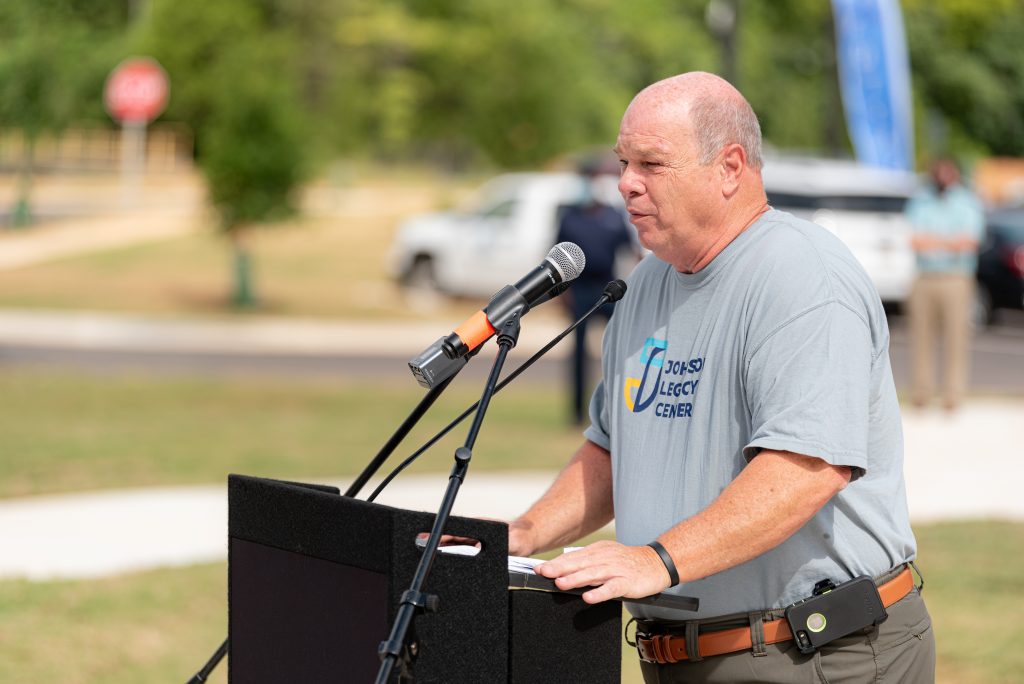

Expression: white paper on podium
xmin=507 ymin=555 xmax=544 ymax=574
xmin=432 ymin=545 xmax=584 ymax=575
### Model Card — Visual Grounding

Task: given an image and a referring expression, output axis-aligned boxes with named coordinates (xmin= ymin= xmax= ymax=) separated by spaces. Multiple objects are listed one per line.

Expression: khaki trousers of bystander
xmin=908 ymin=273 xmax=974 ymax=409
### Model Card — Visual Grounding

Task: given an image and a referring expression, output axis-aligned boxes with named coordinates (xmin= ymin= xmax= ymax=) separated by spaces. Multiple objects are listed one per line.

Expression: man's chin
xmin=634 ymin=223 xmax=660 ymax=250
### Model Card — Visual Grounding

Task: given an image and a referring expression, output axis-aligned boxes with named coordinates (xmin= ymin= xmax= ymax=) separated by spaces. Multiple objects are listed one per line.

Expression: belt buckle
xmin=632 ymin=629 xmax=657 ymax=664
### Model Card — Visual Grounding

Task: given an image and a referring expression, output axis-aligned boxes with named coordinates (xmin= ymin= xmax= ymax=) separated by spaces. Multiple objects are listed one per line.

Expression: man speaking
xmin=506 ymin=72 xmax=934 ymax=682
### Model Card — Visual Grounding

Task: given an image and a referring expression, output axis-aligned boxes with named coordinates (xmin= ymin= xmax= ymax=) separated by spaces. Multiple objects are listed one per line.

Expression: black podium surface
xmin=228 ymin=474 xmax=621 ymax=683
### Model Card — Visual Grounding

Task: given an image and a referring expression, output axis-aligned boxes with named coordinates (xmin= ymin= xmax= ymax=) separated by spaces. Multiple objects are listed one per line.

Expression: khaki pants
xmin=907 ymin=273 xmax=973 ymax=408
xmin=639 ymin=589 xmax=935 ymax=684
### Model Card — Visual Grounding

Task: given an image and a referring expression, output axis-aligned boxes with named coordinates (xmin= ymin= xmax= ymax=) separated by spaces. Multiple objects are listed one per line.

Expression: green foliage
xmin=904 ymin=0 xmax=1024 ymax=160
xmin=142 ymin=0 xmax=310 ymax=232
xmin=200 ymin=52 xmax=307 ymax=230
xmin=330 ymin=0 xmax=716 ymax=168
xmin=0 ymin=1 xmax=130 ymax=226
xmin=0 ymin=1 xmax=130 ymax=136
xmin=740 ymin=0 xmax=849 ymax=155
xmin=3 ymin=0 xmax=1024 ymax=175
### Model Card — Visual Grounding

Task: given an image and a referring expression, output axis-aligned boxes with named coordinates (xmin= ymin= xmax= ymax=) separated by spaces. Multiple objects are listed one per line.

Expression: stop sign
xmin=105 ymin=57 xmax=169 ymax=124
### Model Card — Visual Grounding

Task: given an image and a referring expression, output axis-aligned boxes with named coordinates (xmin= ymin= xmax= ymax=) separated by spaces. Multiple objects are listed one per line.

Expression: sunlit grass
xmin=0 ymin=367 xmax=580 ymax=498
xmin=0 ymin=522 xmax=1019 ymax=684
xmin=0 ymin=171 xmax=479 ymax=321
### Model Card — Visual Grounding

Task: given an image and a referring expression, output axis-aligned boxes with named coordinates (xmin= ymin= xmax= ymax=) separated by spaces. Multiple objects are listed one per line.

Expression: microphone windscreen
xmin=603 ymin=279 xmax=627 ymax=302
xmin=547 ymin=242 xmax=586 ymax=281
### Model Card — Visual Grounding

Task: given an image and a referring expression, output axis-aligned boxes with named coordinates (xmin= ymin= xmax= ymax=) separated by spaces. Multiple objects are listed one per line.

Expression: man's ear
xmin=720 ymin=143 xmax=746 ymax=197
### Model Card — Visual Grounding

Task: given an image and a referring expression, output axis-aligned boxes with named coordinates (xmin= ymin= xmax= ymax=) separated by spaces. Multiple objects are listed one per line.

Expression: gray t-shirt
xmin=584 ymin=209 xmax=916 ymax=620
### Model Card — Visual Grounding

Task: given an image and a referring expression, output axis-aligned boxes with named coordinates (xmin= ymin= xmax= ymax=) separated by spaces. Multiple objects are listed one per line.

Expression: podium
xmin=228 ymin=475 xmax=622 ymax=683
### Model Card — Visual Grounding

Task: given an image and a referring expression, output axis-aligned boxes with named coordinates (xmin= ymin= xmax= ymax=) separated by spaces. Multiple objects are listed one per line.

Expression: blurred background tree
xmin=4 ymin=0 xmax=1024 ymax=234
xmin=903 ymin=0 xmax=1024 ymax=161
xmin=0 ymin=0 xmax=130 ymax=227
xmin=200 ymin=51 xmax=307 ymax=309
xmin=142 ymin=0 xmax=310 ymax=308
xmin=135 ymin=0 xmax=1024 ymax=171
xmin=738 ymin=0 xmax=849 ymax=156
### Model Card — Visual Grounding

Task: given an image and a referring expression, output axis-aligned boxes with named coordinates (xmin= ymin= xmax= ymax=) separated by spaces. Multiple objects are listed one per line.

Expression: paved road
xmin=888 ymin=313 xmax=1024 ymax=394
xmin=2 ymin=308 xmax=1023 ymax=395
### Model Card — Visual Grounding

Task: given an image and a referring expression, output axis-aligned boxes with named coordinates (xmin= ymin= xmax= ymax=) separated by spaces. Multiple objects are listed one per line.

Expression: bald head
xmin=616 ymin=72 xmax=769 ymax=272
xmin=627 ymin=72 xmax=763 ymax=171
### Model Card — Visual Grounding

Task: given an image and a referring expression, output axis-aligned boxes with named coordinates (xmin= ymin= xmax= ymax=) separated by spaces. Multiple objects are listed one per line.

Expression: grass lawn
xmin=0 ymin=172 xmax=478 ymax=321
xmin=0 ymin=522 xmax=1020 ymax=683
xmin=0 ymin=367 xmax=581 ymax=499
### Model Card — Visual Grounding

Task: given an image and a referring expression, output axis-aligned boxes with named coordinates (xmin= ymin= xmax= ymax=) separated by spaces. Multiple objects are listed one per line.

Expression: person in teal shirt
xmin=904 ymin=158 xmax=985 ymax=410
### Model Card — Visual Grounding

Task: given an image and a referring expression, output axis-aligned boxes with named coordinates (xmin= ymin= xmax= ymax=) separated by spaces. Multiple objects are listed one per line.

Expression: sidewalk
xmin=0 ymin=171 xmax=204 ymax=270
xmin=0 ymin=397 xmax=1020 ymax=581
xmin=0 ymin=307 xmax=570 ymax=359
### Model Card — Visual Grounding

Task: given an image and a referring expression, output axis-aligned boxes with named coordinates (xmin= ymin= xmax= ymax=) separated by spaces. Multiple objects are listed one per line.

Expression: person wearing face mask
xmin=555 ymin=159 xmax=640 ymax=424
xmin=904 ymin=158 xmax=985 ymax=411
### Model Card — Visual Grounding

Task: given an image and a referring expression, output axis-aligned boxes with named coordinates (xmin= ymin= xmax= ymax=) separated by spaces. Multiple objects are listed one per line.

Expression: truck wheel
xmin=404 ymin=255 xmax=438 ymax=292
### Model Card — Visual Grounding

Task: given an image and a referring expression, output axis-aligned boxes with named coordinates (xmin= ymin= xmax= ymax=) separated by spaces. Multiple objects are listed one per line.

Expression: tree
xmin=0 ymin=0 xmax=129 ymax=227
xmin=739 ymin=0 xmax=849 ymax=156
xmin=903 ymin=0 xmax=1024 ymax=161
xmin=142 ymin=0 xmax=310 ymax=308
xmin=330 ymin=0 xmax=717 ymax=169
xmin=201 ymin=49 xmax=307 ymax=308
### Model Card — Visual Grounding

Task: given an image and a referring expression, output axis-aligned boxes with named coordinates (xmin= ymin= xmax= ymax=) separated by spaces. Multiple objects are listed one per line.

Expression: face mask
xmin=579 ymin=178 xmax=597 ymax=205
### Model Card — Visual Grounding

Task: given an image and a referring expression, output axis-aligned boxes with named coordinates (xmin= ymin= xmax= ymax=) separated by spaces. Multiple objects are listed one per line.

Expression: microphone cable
xmin=366 ymin=279 xmax=626 ymax=503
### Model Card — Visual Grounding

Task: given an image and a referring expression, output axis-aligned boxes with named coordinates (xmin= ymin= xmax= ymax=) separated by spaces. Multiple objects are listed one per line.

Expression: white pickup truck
xmin=387 ymin=172 xmax=625 ymax=299
xmin=762 ymin=156 xmax=919 ymax=307
xmin=390 ymin=160 xmax=919 ymax=307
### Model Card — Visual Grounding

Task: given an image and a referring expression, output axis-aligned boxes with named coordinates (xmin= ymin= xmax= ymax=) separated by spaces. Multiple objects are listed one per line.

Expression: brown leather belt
xmin=636 ymin=566 xmax=915 ymax=665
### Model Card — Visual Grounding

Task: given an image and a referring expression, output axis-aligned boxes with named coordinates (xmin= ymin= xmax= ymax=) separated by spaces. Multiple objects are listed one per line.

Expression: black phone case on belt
xmin=785 ymin=576 xmax=888 ymax=654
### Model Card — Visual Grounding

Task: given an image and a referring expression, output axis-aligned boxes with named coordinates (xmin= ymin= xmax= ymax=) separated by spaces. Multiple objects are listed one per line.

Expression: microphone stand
xmin=376 ymin=311 xmax=524 ymax=684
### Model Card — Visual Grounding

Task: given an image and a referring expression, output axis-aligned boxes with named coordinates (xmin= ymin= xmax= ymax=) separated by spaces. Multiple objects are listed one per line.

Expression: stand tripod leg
xmin=185 ymin=638 xmax=227 ymax=683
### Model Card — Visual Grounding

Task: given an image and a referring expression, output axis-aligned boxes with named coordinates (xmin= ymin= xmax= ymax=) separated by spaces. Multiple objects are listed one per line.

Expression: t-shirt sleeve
xmin=743 ymin=301 xmax=871 ymax=475
xmin=583 ymin=379 xmax=612 ymax=451
xmin=964 ymin=195 xmax=985 ymax=238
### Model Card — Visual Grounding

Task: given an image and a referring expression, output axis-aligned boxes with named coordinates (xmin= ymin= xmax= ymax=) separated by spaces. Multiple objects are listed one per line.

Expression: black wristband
xmin=647 ymin=541 xmax=680 ymax=587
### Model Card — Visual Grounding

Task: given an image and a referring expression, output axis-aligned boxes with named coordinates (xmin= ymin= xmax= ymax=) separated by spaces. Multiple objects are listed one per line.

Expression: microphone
xmin=602 ymin=279 xmax=627 ymax=303
xmin=409 ymin=242 xmax=586 ymax=388
xmin=371 ymin=280 xmax=627 ymax=502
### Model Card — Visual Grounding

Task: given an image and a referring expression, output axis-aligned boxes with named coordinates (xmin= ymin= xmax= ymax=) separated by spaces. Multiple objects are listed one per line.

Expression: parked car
xmin=388 ymin=172 xmax=625 ymax=298
xmin=975 ymin=207 xmax=1024 ymax=326
xmin=761 ymin=157 xmax=919 ymax=307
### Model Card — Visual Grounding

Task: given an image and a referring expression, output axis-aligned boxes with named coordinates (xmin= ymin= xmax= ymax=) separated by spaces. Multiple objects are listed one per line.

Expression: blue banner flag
xmin=831 ymin=0 xmax=914 ymax=171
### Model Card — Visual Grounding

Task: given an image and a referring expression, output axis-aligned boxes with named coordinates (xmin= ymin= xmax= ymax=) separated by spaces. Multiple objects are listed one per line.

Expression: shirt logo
xmin=624 ymin=337 xmax=704 ymax=419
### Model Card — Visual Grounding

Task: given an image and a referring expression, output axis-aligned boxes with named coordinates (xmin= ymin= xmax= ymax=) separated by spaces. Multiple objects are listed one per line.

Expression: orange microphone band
xmin=449 ymin=310 xmax=495 ymax=356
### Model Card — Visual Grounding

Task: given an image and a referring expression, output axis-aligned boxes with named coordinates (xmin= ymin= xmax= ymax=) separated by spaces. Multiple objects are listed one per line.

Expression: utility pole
xmin=706 ymin=0 xmax=740 ymax=86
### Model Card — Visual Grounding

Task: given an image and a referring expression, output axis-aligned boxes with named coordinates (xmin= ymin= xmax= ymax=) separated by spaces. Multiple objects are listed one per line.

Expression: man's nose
xmin=618 ymin=165 xmax=644 ymax=197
